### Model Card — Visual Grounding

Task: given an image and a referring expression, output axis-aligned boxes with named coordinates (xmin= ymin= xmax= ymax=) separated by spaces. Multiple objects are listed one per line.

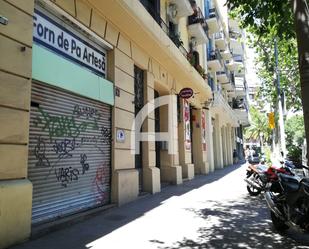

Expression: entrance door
xmin=134 ymin=66 xmax=144 ymax=192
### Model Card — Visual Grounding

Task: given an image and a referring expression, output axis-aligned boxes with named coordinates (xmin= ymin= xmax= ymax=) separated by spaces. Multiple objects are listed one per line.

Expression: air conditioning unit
xmin=168 ymin=4 xmax=178 ymax=23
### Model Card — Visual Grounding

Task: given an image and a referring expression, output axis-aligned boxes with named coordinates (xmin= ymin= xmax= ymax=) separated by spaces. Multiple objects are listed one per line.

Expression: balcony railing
xmin=208 ymin=50 xmax=223 ymax=66
xmin=229 ymin=30 xmax=242 ymax=39
xmin=217 ymin=63 xmax=230 ymax=78
xmin=139 ymin=1 xmax=211 ymax=83
xmin=188 ymin=6 xmax=210 ymax=40
xmin=233 ymin=54 xmax=243 ymax=63
xmin=214 ymin=31 xmax=225 ymax=40
xmin=208 ymin=73 xmax=215 ymax=91
xmin=232 ymin=98 xmax=247 ymax=110
xmin=139 ymin=2 xmax=189 ymax=58
xmin=208 ymin=7 xmax=218 ymax=19
xmin=213 ymin=91 xmax=239 ymax=125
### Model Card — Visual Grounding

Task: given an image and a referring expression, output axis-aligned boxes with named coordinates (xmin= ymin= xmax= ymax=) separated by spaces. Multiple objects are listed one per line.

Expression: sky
xmin=245 ymin=45 xmax=261 ymax=88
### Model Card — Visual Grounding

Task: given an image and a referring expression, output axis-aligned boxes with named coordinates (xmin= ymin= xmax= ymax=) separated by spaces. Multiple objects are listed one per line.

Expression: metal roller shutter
xmin=28 ymin=81 xmax=111 ymax=225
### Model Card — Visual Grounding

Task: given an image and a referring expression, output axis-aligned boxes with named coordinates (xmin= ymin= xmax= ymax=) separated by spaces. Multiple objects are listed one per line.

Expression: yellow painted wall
xmin=0 ymin=0 xmax=214 ymax=246
xmin=0 ymin=1 xmax=34 ymax=248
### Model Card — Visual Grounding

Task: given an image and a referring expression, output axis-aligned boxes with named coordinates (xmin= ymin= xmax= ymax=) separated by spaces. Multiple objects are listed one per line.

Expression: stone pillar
xmin=205 ymin=109 xmax=215 ymax=172
xmin=221 ymin=126 xmax=227 ymax=167
xmin=226 ymin=124 xmax=233 ymax=165
xmin=160 ymin=95 xmax=182 ymax=185
xmin=178 ymin=99 xmax=194 ymax=179
xmin=0 ymin=1 xmax=34 ymax=248
xmin=214 ymin=115 xmax=224 ymax=169
xmin=192 ymin=109 xmax=209 ymax=175
xmin=112 ymin=48 xmax=138 ymax=205
xmin=142 ymin=72 xmax=160 ymax=194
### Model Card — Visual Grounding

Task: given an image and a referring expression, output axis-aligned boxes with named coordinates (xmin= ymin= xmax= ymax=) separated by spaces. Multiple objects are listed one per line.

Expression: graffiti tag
xmin=53 ymin=138 xmax=77 ymax=159
xmin=34 ymin=107 xmax=99 ymax=142
xmin=80 ymin=153 xmax=89 ymax=174
xmin=34 ymin=136 xmax=50 ymax=168
xmin=55 ymin=167 xmax=80 ymax=187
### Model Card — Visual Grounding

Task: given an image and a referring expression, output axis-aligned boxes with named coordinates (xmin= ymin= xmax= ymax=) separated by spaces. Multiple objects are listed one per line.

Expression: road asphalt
xmin=11 ymin=162 xmax=309 ymax=249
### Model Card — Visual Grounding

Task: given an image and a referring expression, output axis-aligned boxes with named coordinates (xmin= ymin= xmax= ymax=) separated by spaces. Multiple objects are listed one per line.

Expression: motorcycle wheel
xmin=270 ymin=211 xmax=289 ymax=232
xmin=246 ymin=185 xmax=262 ymax=196
xmin=246 ymin=174 xmax=262 ymax=196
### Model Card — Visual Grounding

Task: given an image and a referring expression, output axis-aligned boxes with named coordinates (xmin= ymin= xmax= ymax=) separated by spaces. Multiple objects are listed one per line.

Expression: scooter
xmin=245 ymin=160 xmax=294 ymax=196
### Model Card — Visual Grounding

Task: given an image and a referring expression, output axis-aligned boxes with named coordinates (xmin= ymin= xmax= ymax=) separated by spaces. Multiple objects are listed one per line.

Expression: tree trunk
xmin=291 ymin=0 xmax=309 ymax=165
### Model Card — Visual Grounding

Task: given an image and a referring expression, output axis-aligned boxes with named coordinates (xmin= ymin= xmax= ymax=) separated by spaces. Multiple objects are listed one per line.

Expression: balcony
xmin=234 ymin=108 xmax=250 ymax=126
xmin=229 ymin=18 xmax=241 ymax=33
xmin=233 ymin=54 xmax=244 ymax=72
xmin=215 ymin=31 xmax=228 ymax=50
xmin=229 ymin=34 xmax=243 ymax=55
xmin=188 ymin=7 xmax=209 ymax=44
xmin=220 ymin=49 xmax=232 ymax=60
xmin=206 ymin=8 xmax=221 ymax=34
xmin=96 ymin=1 xmax=212 ymax=103
xmin=216 ymin=64 xmax=229 ymax=84
xmin=234 ymin=77 xmax=246 ymax=96
xmin=168 ymin=0 xmax=194 ymax=23
xmin=207 ymin=50 xmax=223 ymax=72
xmin=188 ymin=51 xmax=207 ymax=79
xmin=213 ymin=91 xmax=239 ymax=126
xmin=226 ymin=59 xmax=238 ymax=71
xmin=233 ymin=97 xmax=249 ymax=126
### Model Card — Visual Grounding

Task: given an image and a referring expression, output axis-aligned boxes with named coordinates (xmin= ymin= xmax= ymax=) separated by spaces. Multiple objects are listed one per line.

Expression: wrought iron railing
xmin=233 ymin=54 xmax=243 ymax=63
xmin=139 ymin=1 xmax=210 ymax=84
xmin=229 ymin=30 xmax=242 ymax=39
xmin=188 ymin=7 xmax=210 ymax=40
xmin=208 ymin=7 xmax=218 ymax=19
xmin=217 ymin=63 xmax=230 ymax=78
xmin=208 ymin=49 xmax=224 ymax=69
xmin=214 ymin=31 xmax=225 ymax=40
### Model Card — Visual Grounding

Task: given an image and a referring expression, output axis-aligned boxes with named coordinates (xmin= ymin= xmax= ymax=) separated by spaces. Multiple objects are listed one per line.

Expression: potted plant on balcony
xmin=195 ymin=64 xmax=207 ymax=79
xmin=187 ymin=52 xmax=196 ymax=67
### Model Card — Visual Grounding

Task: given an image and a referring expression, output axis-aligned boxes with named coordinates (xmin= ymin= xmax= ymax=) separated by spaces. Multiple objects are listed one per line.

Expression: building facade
xmin=0 ymin=0 xmax=249 ymax=248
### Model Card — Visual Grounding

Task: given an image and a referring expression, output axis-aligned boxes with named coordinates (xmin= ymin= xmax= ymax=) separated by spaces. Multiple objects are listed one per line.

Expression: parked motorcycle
xmin=265 ymin=165 xmax=309 ymax=232
xmin=245 ymin=160 xmax=295 ymax=196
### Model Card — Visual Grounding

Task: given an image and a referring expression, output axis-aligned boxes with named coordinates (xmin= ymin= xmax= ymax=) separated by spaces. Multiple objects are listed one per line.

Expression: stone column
xmin=160 ymin=95 xmax=183 ymax=184
xmin=205 ymin=109 xmax=215 ymax=172
xmin=226 ymin=124 xmax=234 ymax=165
xmin=214 ymin=114 xmax=224 ymax=169
xmin=112 ymin=48 xmax=138 ymax=205
xmin=142 ymin=72 xmax=160 ymax=194
xmin=0 ymin=1 xmax=34 ymax=248
xmin=192 ymin=109 xmax=209 ymax=174
xmin=221 ymin=126 xmax=228 ymax=167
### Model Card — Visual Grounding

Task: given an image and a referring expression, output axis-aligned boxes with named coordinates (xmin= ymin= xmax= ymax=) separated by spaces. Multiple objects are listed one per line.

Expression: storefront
xmin=28 ymin=5 xmax=114 ymax=225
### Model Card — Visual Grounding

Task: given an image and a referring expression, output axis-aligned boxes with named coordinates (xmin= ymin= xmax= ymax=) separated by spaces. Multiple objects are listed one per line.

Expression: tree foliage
xmin=244 ymin=107 xmax=272 ymax=146
xmin=285 ymin=114 xmax=305 ymax=162
xmin=226 ymin=0 xmax=303 ymax=111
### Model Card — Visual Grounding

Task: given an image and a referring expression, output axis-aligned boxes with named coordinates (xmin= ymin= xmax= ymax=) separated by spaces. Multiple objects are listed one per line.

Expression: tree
xmin=285 ymin=115 xmax=305 ymax=164
xmin=244 ymin=107 xmax=272 ymax=151
xmin=252 ymin=36 xmax=301 ymax=111
xmin=226 ymin=0 xmax=309 ymax=164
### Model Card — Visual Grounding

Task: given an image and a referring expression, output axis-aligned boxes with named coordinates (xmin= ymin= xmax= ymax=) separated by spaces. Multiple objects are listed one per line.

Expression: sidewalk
xmin=11 ymin=163 xmax=309 ymax=249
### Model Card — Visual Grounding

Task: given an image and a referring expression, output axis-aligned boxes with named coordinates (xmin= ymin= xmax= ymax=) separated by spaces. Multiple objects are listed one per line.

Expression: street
xmin=12 ymin=163 xmax=309 ymax=249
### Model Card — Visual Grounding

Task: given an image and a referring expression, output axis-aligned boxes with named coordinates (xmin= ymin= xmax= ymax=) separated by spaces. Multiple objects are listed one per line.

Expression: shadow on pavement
xmin=156 ymin=195 xmax=309 ymax=249
xmin=11 ymin=164 xmax=243 ymax=249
